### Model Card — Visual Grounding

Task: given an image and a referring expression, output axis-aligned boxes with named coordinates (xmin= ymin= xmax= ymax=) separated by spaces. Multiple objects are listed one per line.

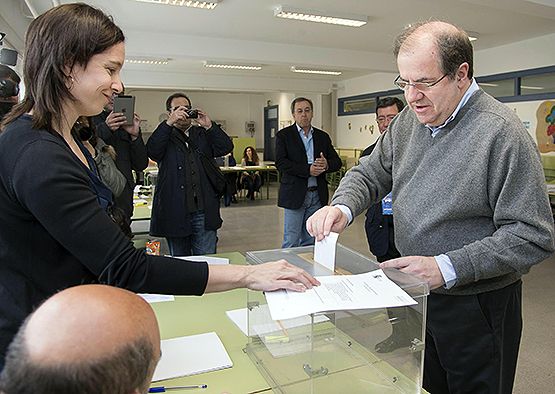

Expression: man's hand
xmin=195 ymin=108 xmax=212 ymax=129
xmin=306 ymin=206 xmax=349 ymax=241
xmin=122 ymin=113 xmax=141 ymax=141
xmin=105 ymin=111 xmax=127 ymax=131
xmin=310 ymin=152 xmax=328 ymax=176
xmin=379 ymin=256 xmax=445 ymax=290
xmin=166 ymin=106 xmax=187 ymax=127
xmin=314 ymin=152 xmax=328 ymax=171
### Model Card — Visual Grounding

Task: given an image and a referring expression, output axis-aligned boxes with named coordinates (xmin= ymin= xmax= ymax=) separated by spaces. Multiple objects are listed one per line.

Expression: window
xmin=478 ymin=79 xmax=515 ymax=98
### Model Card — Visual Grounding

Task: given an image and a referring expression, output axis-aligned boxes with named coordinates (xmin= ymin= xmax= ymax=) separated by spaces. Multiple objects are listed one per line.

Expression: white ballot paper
xmin=265 ymin=269 xmax=417 ymax=320
xmin=152 ymin=332 xmax=232 ymax=382
xmin=171 ymin=255 xmax=229 ymax=265
xmin=138 ymin=293 xmax=175 ymax=304
xmin=226 ymin=306 xmax=329 ymax=336
xmin=314 ymin=231 xmax=338 ymax=271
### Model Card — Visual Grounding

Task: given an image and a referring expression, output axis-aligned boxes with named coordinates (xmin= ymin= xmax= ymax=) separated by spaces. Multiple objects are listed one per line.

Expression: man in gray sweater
xmin=307 ymin=21 xmax=554 ymax=394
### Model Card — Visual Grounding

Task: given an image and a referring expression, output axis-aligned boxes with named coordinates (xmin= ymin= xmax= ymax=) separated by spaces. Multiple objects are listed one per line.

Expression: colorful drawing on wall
xmin=536 ymin=100 xmax=555 ymax=153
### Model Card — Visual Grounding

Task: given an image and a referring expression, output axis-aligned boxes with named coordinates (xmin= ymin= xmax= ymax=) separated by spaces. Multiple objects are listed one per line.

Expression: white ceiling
xmin=1 ymin=0 xmax=555 ymax=93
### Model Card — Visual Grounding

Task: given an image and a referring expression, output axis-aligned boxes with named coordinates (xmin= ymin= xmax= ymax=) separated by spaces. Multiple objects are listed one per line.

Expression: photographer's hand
xmin=166 ymin=106 xmax=187 ymax=127
xmin=195 ymin=109 xmax=212 ymax=129
xmin=122 ymin=113 xmax=141 ymax=141
xmin=105 ymin=111 xmax=127 ymax=131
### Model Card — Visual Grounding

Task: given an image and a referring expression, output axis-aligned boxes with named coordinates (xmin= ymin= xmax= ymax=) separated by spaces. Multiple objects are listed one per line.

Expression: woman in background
xmin=240 ymin=146 xmax=262 ymax=200
xmin=0 ymin=3 xmax=317 ymax=369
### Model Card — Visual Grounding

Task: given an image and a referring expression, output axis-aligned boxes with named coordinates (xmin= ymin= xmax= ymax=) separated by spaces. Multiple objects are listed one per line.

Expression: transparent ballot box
xmin=245 ymin=245 xmax=429 ymax=393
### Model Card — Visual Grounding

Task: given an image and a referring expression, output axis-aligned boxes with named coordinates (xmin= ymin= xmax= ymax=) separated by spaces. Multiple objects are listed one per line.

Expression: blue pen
xmin=149 ymin=385 xmax=207 ymax=392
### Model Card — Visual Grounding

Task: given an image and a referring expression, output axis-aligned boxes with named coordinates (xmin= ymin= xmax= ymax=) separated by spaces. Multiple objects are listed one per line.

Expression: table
xmin=150 ymin=252 xmax=271 ymax=394
xmin=220 ymin=164 xmax=277 ymax=200
xmin=149 ymin=251 xmax=428 ymax=394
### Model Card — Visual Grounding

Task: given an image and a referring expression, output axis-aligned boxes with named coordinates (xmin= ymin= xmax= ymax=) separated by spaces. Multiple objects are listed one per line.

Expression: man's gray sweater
xmin=332 ymin=89 xmax=555 ymax=295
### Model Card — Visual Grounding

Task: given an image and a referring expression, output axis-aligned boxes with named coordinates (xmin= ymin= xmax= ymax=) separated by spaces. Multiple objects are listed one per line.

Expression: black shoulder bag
xmin=197 ymin=149 xmax=226 ymax=196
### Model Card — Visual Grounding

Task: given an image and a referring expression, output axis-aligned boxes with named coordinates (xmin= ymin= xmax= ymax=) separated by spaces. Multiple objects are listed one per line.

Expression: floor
xmin=139 ymin=183 xmax=555 ymax=393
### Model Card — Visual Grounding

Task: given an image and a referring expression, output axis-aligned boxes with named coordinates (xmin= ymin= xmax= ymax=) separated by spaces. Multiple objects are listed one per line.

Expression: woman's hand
xmin=244 ymin=259 xmax=320 ymax=292
xmin=205 ymin=260 xmax=320 ymax=293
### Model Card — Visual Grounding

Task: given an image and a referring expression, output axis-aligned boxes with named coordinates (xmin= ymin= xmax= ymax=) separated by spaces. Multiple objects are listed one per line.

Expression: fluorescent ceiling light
xmin=134 ymin=0 xmax=220 ymax=9
xmin=274 ymin=5 xmax=367 ymax=27
xmin=204 ymin=62 xmax=261 ymax=70
xmin=479 ymin=82 xmax=498 ymax=87
xmin=291 ymin=66 xmax=342 ymax=76
xmin=521 ymin=85 xmax=545 ymax=90
xmin=126 ymin=57 xmax=169 ymax=65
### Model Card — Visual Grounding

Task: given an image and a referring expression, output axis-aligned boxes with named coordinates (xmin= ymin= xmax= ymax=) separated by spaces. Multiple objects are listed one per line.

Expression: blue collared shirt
xmin=296 ymin=123 xmax=317 ymax=187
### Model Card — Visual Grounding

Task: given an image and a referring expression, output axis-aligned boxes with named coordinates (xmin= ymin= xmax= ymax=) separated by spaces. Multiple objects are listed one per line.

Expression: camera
xmin=186 ymin=109 xmax=199 ymax=119
xmin=0 ymin=79 xmax=18 ymax=98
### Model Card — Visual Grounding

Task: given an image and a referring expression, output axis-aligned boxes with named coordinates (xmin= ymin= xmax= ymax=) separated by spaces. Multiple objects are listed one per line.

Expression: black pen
xmin=149 ymin=385 xmax=207 ymax=392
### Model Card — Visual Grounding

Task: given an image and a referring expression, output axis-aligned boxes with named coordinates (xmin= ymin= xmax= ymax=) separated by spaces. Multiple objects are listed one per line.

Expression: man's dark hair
xmin=376 ymin=97 xmax=405 ymax=113
xmin=393 ymin=21 xmax=474 ymax=80
xmin=0 ymin=323 xmax=156 ymax=394
xmin=166 ymin=92 xmax=191 ymax=111
xmin=0 ymin=65 xmax=20 ymax=84
xmin=1 ymin=3 xmax=125 ymax=132
xmin=290 ymin=97 xmax=313 ymax=114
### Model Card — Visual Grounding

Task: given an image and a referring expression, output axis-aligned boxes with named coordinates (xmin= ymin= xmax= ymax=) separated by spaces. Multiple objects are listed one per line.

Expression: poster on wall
xmin=536 ymin=100 xmax=555 ymax=153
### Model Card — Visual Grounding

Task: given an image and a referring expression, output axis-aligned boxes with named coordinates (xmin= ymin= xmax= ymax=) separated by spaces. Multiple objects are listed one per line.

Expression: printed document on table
xmin=314 ymin=232 xmax=338 ymax=271
xmin=265 ymin=269 xmax=417 ymax=320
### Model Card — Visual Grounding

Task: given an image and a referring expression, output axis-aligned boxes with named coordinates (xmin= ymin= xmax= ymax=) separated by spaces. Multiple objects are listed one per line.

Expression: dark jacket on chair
xmin=276 ymin=124 xmax=342 ymax=209
xmin=147 ymin=121 xmax=233 ymax=237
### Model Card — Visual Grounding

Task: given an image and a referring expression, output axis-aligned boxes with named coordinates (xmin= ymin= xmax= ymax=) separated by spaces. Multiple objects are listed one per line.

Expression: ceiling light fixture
xmin=274 ymin=5 xmax=367 ymax=27
xmin=126 ymin=57 xmax=169 ymax=65
xmin=134 ymin=0 xmax=220 ymax=9
xmin=204 ymin=62 xmax=262 ymax=70
xmin=291 ymin=66 xmax=342 ymax=76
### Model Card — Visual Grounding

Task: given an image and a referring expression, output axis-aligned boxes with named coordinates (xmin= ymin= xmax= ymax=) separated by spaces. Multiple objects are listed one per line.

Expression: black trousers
xmin=424 ymin=280 xmax=522 ymax=394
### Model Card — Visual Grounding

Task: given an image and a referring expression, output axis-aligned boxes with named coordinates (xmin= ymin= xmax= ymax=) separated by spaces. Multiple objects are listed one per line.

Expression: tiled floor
xmin=138 ymin=182 xmax=555 ymax=393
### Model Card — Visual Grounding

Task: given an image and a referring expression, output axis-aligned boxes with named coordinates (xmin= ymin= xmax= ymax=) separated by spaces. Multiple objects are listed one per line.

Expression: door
xmin=264 ymin=105 xmax=278 ymax=162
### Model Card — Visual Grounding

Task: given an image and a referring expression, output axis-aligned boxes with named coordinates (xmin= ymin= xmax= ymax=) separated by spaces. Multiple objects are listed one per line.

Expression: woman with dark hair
xmin=240 ymin=146 xmax=262 ymax=200
xmin=0 ymin=3 xmax=317 ymax=369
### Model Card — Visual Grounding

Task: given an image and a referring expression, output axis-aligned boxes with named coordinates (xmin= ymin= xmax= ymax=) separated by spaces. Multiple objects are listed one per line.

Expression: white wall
xmin=128 ymin=89 xmax=325 ymax=150
xmin=334 ymin=72 xmax=398 ymax=149
xmin=129 ymin=89 xmax=265 ymax=147
xmin=333 ymin=32 xmax=555 ymax=150
xmin=475 ymin=33 xmax=555 ymax=76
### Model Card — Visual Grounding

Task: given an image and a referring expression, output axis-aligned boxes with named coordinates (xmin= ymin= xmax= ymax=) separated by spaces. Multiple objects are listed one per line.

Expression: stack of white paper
xmin=152 ymin=332 xmax=233 ymax=382
xmin=265 ymin=269 xmax=417 ymax=320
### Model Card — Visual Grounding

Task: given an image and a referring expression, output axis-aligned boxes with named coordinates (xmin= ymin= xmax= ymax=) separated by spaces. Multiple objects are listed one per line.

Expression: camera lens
xmin=186 ymin=109 xmax=199 ymax=119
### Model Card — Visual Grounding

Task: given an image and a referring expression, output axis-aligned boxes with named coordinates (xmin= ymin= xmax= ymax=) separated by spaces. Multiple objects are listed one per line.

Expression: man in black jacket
xmin=276 ymin=97 xmax=342 ymax=248
xmin=92 ymin=90 xmax=149 ymax=225
xmin=361 ymin=97 xmax=405 ymax=262
xmin=147 ymin=93 xmax=233 ymax=256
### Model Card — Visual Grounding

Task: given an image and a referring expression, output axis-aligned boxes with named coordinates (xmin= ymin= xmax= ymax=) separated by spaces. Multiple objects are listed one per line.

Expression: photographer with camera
xmin=91 ymin=86 xmax=148 ymax=229
xmin=0 ymin=65 xmax=20 ymax=121
xmin=147 ymin=92 xmax=233 ymax=256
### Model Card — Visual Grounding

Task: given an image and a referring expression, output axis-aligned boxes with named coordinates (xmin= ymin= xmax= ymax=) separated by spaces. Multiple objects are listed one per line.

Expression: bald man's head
xmin=394 ymin=20 xmax=474 ymax=80
xmin=0 ymin=285 xmax=160 ymax=394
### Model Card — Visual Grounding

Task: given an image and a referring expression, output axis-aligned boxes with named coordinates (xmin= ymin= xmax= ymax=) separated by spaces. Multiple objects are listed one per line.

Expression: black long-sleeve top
xmin=0 ymin=115 xmax=209 ymax=367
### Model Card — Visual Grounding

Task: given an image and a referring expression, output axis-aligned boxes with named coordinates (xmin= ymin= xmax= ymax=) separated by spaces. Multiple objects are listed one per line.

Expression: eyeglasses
xmin=377 ymin=115 xmax=396 ymax=124
xmin=394 ymin=74 xmax=448 ymax=92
